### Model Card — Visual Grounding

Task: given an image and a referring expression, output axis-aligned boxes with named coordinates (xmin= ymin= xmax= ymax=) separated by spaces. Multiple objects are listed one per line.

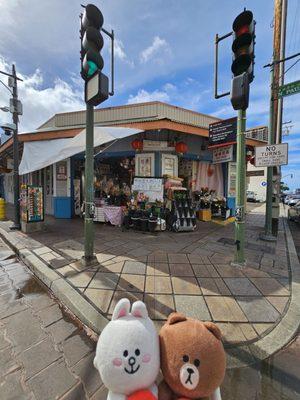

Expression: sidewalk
xmin=1 ymin=204 xmax=299 ymax=368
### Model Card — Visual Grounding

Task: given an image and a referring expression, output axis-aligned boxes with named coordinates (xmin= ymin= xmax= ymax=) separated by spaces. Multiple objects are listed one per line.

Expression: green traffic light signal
xmin=80 ymin=4 xmax=104 ymax=81
xmin=87 ymin=61 xmax=98 ymax=76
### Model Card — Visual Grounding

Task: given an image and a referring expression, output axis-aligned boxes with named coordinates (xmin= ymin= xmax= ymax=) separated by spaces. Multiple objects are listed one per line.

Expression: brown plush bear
xmin=158 ymin=313 xmax=226 ymax=400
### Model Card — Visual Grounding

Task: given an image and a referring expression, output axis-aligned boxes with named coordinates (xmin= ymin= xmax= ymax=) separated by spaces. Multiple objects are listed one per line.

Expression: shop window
xmin=162 ymin=154 xmax=178 ymax=177
xmin=135 ymin=153 xmax=155 ymax=177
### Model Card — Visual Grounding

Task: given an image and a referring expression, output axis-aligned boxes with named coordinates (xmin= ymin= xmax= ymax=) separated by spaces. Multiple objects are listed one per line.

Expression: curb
xmin=0 ymin=226 xmax=109 ymax=335
xmin=0 ymin=214 xmax=299 ymax=369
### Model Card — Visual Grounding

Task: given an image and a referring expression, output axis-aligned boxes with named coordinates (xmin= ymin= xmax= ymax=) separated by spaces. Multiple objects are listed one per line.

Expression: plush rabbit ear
xmin=112 ymin=298 xmax=130 ymax=320
xmin=131 ymin=301 xmax=148 ymax=319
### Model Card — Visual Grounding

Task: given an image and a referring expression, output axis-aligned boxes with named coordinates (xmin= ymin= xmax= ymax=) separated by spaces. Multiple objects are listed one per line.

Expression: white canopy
xmin=19 ymin=126 xmax=142 ymax=175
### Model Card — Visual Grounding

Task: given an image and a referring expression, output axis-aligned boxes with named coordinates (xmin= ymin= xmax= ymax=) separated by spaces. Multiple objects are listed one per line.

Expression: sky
xmin=0 ymin=0 xmax=299 ymax=190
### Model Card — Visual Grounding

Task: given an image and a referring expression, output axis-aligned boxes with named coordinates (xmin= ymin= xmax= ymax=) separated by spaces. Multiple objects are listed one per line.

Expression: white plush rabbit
xmin=94 ymin=298 xmax=160 ymax=400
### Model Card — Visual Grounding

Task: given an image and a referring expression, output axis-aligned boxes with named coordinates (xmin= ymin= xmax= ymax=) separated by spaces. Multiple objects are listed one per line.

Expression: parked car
xmin=284 ymin=196 xmax=292 ymax=204
xmin=288 ymin=195 xmax=300 ymax=206
xmin=288 ymin=200 xmax=300 ymax=222
xmin=246 ymin=191 xmax=259 ymax=202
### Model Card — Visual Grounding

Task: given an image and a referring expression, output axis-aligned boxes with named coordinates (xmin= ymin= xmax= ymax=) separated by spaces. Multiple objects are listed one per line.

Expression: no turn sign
xmin=255 ymin=143 xmax=288 ymax=167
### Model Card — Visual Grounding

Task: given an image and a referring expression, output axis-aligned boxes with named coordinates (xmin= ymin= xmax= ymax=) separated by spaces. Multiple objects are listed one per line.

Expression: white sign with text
xmin=255 ymin=143 xmax=288 ymax=167
xmin=213 ymin=145 xmax=233 ymax=164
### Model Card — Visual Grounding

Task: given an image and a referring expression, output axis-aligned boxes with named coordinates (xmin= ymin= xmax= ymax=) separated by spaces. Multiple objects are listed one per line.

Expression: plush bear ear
xmin=131 ymin=301 xmax=148 ymax=319
xmin=112 ymin=298 xmax=130 ymax=320
xmin=203 ymin=321 xmax=222 ymax=340
xmin=167 ymin=312 xmax=187 ymax=325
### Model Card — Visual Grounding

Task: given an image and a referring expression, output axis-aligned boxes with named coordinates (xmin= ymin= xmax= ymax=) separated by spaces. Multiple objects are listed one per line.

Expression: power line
xmin=0 ymin=79 xmax=12 ymax=94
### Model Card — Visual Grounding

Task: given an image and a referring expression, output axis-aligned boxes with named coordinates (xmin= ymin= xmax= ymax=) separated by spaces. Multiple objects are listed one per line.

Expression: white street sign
xmin=255 ymin=143 xmax=288 ymax=167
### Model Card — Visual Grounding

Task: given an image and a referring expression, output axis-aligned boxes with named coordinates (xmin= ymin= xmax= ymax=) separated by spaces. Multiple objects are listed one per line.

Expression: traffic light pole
xmin=234 ymin=109 xmax=246 ymax=265
xmin=10 ymin=64 xmax=21 ymax=230
xmin=83 ymin=103 xmax=97 ymax=265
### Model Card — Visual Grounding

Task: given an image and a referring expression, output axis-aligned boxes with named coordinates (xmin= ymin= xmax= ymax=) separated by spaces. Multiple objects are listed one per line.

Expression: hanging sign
xmin=209 ymin=117 xmax=237 ymax=147
xmin=213 ymin=145 xmax=233 ymax=163
xmin=143 ymin=140 xmax=175 ymax=151
xmin=255 ymin=143 xmax=288 ymax=167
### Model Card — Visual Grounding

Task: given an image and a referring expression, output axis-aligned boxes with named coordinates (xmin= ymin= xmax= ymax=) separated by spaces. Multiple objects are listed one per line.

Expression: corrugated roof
xmin=39 ymin=101 xmax=220 ymax=130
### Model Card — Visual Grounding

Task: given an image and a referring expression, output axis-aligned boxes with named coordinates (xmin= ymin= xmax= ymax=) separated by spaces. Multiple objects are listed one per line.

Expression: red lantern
xmin=246 ymin=154 xmax=252 ymax=162
xmin=131 ymin=139 xmax=143 ymax=151
xmin=175 ymin=141 xmax=188 ymax=154
xmin=250 ymin=157 xmax=255 ymax=165
xmin=207 ymin=165 xmax=214 ymax=177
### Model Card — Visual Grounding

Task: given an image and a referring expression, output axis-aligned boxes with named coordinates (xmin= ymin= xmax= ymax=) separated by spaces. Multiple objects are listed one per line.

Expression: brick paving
xmin=0 ymin=241 xmax=108 ymax=400
xmin=3 ymin=204 xmax=291 ymax=346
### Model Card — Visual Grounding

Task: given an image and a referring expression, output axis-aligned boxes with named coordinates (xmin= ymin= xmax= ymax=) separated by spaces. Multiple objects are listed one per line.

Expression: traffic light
xmin=80 ymin=4 xmax=104 ymax=80
xmin=231 ymin=10 xmax=255 ymax=82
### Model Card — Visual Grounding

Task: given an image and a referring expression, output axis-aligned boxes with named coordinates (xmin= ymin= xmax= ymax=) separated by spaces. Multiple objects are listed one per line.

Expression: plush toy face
xmin=94 ymin=298 xmax=160 ymax=396
xmin=160 ymin=313 xmax=226 ymax=399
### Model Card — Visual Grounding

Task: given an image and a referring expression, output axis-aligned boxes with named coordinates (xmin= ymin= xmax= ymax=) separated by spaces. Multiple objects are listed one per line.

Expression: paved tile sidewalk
xmin=0 ymin=243 xmax=108 ymax=399
xmin=1 ymin=204 xmax=292 ymax=347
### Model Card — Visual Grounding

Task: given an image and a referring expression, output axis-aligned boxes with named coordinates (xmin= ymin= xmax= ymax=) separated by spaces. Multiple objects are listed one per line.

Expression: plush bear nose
xmin=128 ymin=356 xmax=136 ymax=366
xmin=187 ymin=368 xmax=194 ymax=374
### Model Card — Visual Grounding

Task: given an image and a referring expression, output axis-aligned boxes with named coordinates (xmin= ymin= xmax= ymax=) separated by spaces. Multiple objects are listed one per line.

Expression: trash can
xmin=0 ymin=198 xmax=6 ymax=221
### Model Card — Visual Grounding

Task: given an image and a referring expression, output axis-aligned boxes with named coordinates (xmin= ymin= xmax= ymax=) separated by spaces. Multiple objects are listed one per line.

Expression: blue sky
xmin=0 ymin=0 xmax=299 ymax=190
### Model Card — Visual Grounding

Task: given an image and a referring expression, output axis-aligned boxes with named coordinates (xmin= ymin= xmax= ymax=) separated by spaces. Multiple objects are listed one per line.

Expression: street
xmin=0 ymin=217 xmax=299 ymax=399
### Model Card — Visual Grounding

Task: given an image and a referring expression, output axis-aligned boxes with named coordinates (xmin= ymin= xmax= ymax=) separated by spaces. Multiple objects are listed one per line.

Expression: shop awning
xmin=19 ymin=126 xmax=142 ymax=175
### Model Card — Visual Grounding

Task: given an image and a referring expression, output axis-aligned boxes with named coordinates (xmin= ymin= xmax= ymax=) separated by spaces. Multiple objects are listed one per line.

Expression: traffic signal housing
xmin=231 ymin=10 xmax=255 ymax=82
xmin=80 ymin=4 xmax=104 ymax=80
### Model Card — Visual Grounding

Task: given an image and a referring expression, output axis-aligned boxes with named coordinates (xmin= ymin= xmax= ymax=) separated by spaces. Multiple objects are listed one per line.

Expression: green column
xmin=234 ymin=108 xmax=246 ymax=264
xmin=84 ymin=103 xmax=95 ymax=262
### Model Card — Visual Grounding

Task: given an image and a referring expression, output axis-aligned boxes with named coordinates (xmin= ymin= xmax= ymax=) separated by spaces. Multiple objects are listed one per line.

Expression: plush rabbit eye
xmin=194 ymin=359 xmax=200 ymax=367
xmin=183 ymin=355 xmax=189 ymax=363
xmin=135 ymin=349 xmax=140 ymax=356
xmin=123 ymin=350 xmax=128 ymax=357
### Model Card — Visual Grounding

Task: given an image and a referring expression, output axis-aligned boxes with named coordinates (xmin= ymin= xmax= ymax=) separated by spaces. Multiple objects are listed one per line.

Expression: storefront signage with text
xmin=209 ymin=117 xmax=237 ymax=147
xmin=213 ymin=145 xmax=233 ymax=164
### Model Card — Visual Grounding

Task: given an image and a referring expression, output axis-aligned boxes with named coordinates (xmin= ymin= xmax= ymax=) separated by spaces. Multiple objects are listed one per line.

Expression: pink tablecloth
xmin=103 ymin=206 xmax=123 ymax=226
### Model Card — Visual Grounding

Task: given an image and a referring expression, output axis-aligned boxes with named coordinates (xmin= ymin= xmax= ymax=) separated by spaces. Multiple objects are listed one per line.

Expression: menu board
xmin=132 ymin=178 xmax=164 ymax=202
xmin=21 ymin=185 xmax=44 ymax=223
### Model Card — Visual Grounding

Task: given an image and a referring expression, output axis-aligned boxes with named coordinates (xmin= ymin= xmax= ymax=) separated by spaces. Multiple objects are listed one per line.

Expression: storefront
xmin=0 ymin=102 xmax=267 ymax=232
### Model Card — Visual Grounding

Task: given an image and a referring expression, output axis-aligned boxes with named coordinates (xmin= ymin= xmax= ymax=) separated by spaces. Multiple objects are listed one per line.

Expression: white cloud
xmin=0 ymin=56 xmax=84 ymax=133
xmin=140 ymin=36 xmax=172 ymax=64
xmin=127 ymin=89 xmax=170 ymax=104
xmin=113 ymin=39 xmax=134 ymax=68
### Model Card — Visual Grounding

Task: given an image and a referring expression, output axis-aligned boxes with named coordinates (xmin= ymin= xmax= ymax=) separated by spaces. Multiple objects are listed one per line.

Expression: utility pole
xmin=10 ymin=64 xmax=21 ymax=230
xmin=0 ymin=66 xmax=22 ymax=229
xmin=262 ymin=0 xmax=287 ymax=240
